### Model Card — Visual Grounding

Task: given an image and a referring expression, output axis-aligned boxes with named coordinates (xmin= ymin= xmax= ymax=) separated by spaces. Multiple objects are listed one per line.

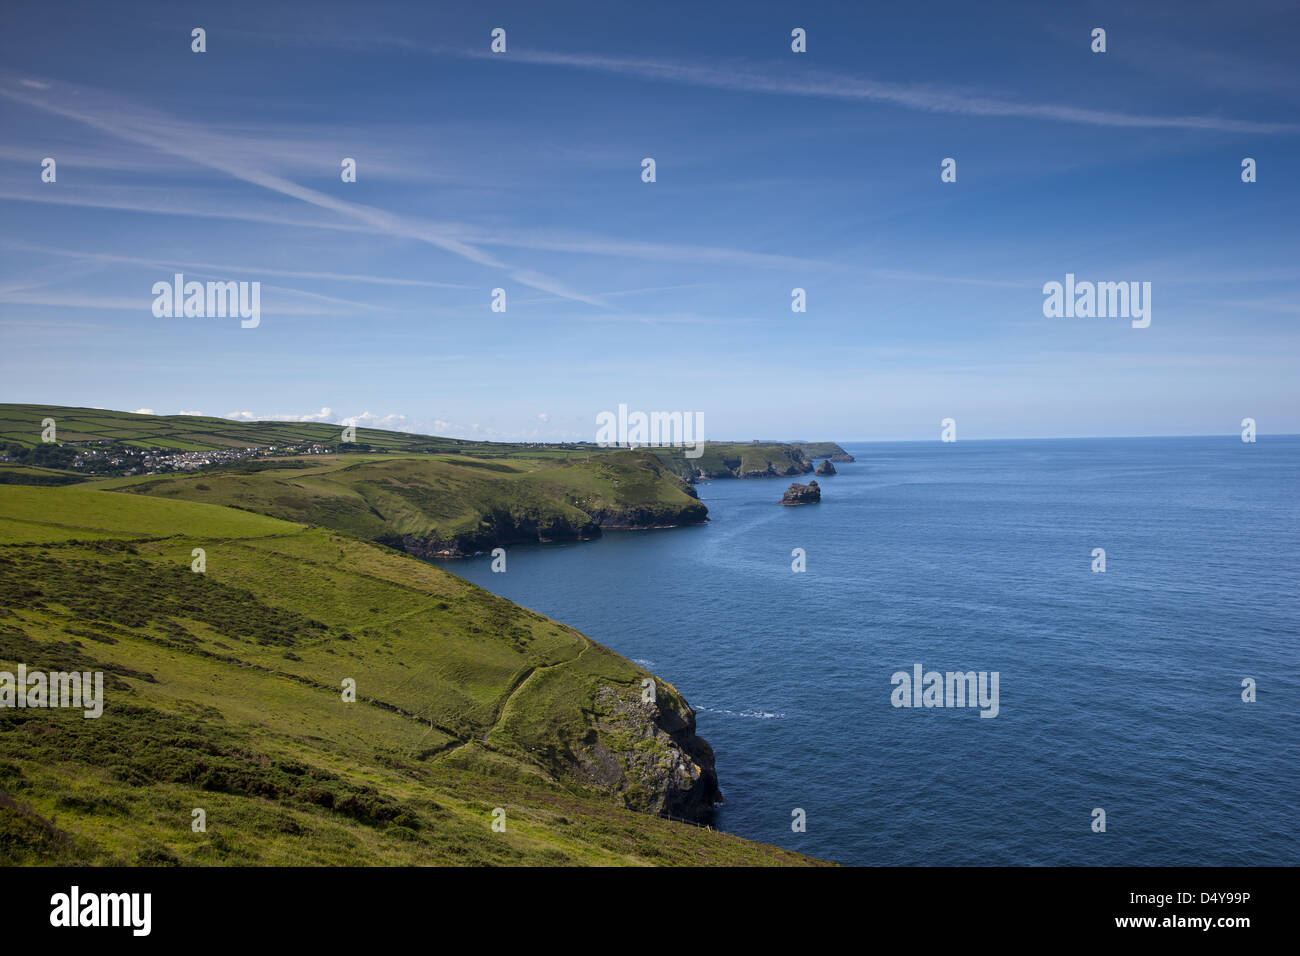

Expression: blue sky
xmin=1 ymin=0 xmax=1297 ymax=441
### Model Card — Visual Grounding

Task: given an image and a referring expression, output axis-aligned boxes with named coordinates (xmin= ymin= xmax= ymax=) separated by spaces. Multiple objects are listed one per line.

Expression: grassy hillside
xmin=0 ymin=405 xmax=711 ymax=555
xmin=107 ymin=449 xmax=707 ymax=556
xmin=0 ymin=484 xmax=822 ymax=866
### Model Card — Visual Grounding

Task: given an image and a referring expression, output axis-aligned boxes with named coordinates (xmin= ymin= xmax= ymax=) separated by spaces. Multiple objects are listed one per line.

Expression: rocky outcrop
xmin=827 ymin=451 xmax=855 ymax=463
xmin=586 ymin=684 xmax=722 ymax=821
xmin=395 ymin=510 xmax=597 ymax=558
xmin=584 ymin=502 xmax=708 ymax=530
xmin=737 ymin=450 xmax=813 ymax=479
xmin=780 ymin=480 xmax=821 ymax=505
xmin=815 ymin=459 xmax=836 ymax=476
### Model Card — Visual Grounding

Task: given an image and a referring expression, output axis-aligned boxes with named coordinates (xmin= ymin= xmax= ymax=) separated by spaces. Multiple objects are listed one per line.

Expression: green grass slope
xmin=1 ymin=405 xmax=711 ymax=555
xmin=0 ymin=485 xmax=821 ymax=866
xmin=108 ymin=449 xmax=707 ymax=556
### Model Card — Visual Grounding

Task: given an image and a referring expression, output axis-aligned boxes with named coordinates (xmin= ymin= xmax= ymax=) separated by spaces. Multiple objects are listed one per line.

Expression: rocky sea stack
xmin=815 ymin=459 xmax=836 ymax=476
xmin=781 ymin=479 xmax=821 ymax=505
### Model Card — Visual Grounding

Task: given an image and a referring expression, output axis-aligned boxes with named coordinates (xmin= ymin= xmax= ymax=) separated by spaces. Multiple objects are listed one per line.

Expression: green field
xmin=107 ymin=449 xmax=707 ymax=555
xmin=0 ymin=405 xmax=716 ymax=555
xmin=0 ymin=483 xmax=823 ymax=866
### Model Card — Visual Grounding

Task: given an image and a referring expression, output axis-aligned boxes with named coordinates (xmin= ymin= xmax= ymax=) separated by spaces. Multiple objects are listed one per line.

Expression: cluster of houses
xmin=55 ymin=440 xmax=336 ymax=476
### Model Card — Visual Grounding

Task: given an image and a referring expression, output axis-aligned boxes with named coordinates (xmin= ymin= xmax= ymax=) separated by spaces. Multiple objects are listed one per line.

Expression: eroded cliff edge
xmin=395 ymin=489 xmax=708 ymax=558
xmin=654 ymin=441 xmax=854 ymax=482
xmin=586 ymin=682 xmax=722 ymax=820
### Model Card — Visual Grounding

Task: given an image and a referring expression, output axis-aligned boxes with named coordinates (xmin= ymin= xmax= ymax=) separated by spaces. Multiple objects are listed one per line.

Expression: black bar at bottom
xmin=0 ymin=865 xmax=1278 ymax=940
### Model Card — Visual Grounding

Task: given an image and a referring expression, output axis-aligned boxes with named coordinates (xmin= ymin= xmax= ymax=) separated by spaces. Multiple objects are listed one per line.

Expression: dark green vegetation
xmin=0 ymin=464 xmax=85 ymax=487
xmin=0 ymin=484 xmax=822 ymax=865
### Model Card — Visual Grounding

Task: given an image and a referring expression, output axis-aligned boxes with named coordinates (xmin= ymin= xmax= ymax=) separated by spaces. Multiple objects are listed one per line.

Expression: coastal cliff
xmin=654 ymin=441 xmax=853 ymax=482
xmin=121 ymin=447 xmax=709 ymax=559
xmin=794 ymin=441 xmax=856 ymax=463
xmin=397 ymin=498 xmax=709 ymax=558
xmin=0 ymin=480 xmax=816 ymax=862
xmin=588 ymin=682 xmax=722 ymax=819
xmin=0 ymin=406 xmax=830 ymax=862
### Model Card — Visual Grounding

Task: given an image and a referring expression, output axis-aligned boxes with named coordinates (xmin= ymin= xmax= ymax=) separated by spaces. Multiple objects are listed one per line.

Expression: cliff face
xmin=683 ymin=447 xmax=815 ymax=481
xmin=399 ymin=499 xmax=709 ymax=558
xmin=397 ymin=510 xmax=599 ymax=558
xmin=655 ymin=442 xmax=854 ymax=483
xmin=793 ymin=442 xmax=856 ymax=463
xmin=735 ymin=457 xmax=812 ymax=479
xmin=585 ymin=684 xmax=722 ymax=821
xmin=585 ymin=501 xmax=707 ymax=529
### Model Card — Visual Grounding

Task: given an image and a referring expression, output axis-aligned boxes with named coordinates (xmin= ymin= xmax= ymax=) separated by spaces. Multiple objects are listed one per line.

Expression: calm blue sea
xmin=449 ymin=437 xmax=1299 ymax=865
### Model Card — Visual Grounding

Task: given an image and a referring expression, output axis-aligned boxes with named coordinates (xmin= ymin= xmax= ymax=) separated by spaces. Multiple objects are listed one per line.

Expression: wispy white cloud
xmin=0 ymin=186 xmax=832 ymax=272
xmin=872 ymin=269 xmax=1038 ymax=289
xmin=0 ymin=289 xmax=349 ymax=316
xmin=513 ymin=282 xmax=713 ymax=305
xmin=467 ymin=48 xmax=1297 ymax=134
xmin=474 ymin=231 xmax=828 ymax=269
xmin=4 ymin=243 xmax=474 ymax=290
xmin=235 ymin=31 xmax=1299 ymax=134
xmin=0 ymin=76 xmax=609 ymax=309
xmin=0 ymin=123 xmax=495 ymax=182
xmin=1210 ymin=297 xmax=1300 ymax=314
